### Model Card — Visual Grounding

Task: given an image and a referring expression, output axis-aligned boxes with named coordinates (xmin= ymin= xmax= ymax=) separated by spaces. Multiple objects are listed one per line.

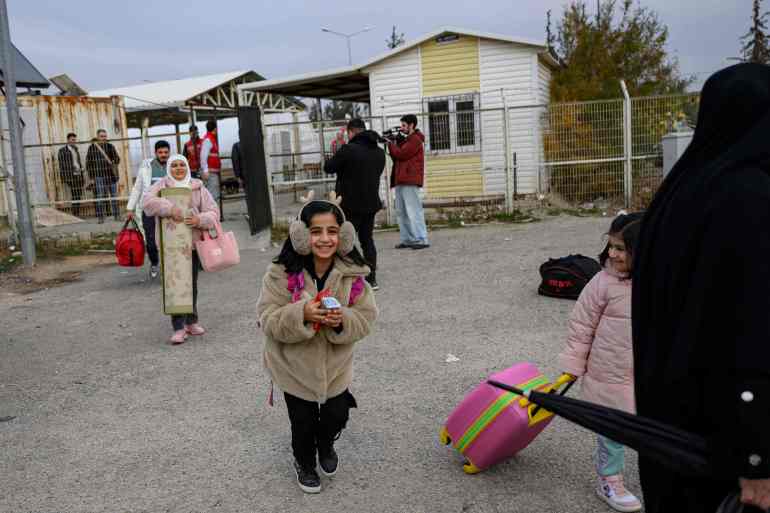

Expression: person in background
xmin=86 ymin=129 xmax=121 ymax=223
xmin=183 ymin=125 xmax=203 ymax=179
xmin=330 ymin=127 xmax=347 ymax=155
xmin=559 ymin=213 xmax=644 ymax=513
xmin=126 ymin=140 xmax=170 ymax=279
xmin=58 ymin=133 xmax=85 ymax=218
xmin=143 ymin=155 xmax=219 ymax=344
xmin=323 ymin=118 xmax=385 ymax=290
xmin=200 ymin=120 xmax=221 ymax=204
xmin=231 ymin=141 xmax=243 ymax=187
xmin=388 ymin=114 xmax=429 ymax=250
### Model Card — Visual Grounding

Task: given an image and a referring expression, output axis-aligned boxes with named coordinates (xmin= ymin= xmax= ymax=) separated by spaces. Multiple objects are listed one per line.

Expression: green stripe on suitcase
xmin=456 ymin=375 xmax=550 ymax=454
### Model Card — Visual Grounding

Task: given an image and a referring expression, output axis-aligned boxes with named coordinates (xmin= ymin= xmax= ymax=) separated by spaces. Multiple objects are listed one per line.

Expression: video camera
xmin=380 ymin=126 xmax=407 ymax=144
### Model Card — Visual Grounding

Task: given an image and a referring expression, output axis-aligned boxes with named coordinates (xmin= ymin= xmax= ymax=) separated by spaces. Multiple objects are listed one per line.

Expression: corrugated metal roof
xmin=89 ymin=70 xmax=257 ymax=111
xmin=0 ymin=44 xmax=50 ymax=88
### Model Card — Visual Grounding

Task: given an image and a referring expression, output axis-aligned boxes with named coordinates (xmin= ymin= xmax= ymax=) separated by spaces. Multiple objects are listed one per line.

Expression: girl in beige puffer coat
xmin=257 ymin=196 xmax=378 ymax=494
xmin=558 ymin=213 xmax=643 ymax=513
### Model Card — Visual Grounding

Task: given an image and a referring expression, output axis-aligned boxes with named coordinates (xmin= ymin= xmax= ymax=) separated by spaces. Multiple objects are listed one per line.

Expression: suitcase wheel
xmin=462 ymin=461 xmax=482 ymax=475
xmin=439 ymin=426 xmax=451 ymax=446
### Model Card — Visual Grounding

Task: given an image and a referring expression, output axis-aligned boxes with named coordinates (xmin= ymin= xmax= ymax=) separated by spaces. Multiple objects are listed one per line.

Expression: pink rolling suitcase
xmin=439 ymin=362 xmax=574 ymax=474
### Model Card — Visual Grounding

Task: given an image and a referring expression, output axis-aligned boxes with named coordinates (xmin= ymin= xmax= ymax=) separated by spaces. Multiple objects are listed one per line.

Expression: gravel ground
xmin=0 ymin=214 xmax=642 ymax=513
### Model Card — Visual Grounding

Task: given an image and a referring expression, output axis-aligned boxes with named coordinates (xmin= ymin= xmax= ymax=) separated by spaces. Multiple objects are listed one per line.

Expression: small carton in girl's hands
xmin=312 ymin=289 xmax=332 ymax=331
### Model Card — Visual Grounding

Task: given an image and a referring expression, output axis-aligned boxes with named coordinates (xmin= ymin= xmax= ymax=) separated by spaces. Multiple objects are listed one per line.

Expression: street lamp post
xmin=321 ymin=26 xmax=374 ymax=65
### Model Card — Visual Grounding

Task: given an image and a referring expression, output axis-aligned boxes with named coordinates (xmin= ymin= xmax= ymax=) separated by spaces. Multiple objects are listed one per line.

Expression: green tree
xmin=386 ymin=26 xmax=406 ymax=49
xmin=741 ymin=0 xmax=770 ymax=63
xmin=548 ymin=0 xmax=692 ymax=101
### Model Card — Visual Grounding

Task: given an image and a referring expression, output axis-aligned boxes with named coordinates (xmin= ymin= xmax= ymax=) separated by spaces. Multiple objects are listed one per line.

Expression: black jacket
xmin=231 ymin=142 xmax=243 ymax=180
xmin=57 ymin=145 xmax=84 ymax=185
xmin=633 ymin=64 xmax=770 ymax=513
xmin=85 ymin=142 xmax=121 ymax=180
xmin=323 ymin=130 xmax=385 ymax=214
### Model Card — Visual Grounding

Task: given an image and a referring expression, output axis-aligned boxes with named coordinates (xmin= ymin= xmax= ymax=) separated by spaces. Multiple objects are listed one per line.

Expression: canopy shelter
xmin=89 ymin=70 xmax=304 ymax=129
xmin=0 ymin=43 xmax=50 ymax=90
xmin=236 ymin=26 xmax=558 ymax=104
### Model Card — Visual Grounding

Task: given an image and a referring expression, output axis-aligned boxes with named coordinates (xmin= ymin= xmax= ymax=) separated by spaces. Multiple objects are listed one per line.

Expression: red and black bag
xmin=116 ymin=218 xmax=145 ymax=267
xmin=538 ymin=254 xmax=601 ymax=300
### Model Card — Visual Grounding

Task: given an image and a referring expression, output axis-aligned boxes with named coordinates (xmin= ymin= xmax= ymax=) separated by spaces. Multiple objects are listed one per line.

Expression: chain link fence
xmin=541 ymin=92 xmax=699 ymax=209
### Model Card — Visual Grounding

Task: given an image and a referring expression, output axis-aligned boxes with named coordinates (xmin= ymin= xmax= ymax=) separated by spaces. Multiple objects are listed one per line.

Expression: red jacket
xmin=184 ymin=137 xmax=202 ymax=171
xmin=388 ymin=130 xmax=425 ymax=187
xmin=203 ymin=132 xmax=221 ymax=171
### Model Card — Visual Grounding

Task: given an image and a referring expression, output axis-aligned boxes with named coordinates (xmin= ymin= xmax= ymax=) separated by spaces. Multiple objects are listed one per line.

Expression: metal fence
xmin=263 ymin=90 xmax=698 ymax=227
xmin=541 ymin=91 xmax=699 ymax=209
xmin=14 ymin=129 xmax=242 ymax=224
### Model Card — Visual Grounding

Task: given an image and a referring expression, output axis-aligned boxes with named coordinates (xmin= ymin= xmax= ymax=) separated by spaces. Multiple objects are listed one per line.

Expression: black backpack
xmin=538 ymin=255 xmax=602 ymax=300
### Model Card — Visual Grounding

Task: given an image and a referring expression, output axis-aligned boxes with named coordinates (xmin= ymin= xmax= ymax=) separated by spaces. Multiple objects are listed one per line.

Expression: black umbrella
xmin=487 ymin=379 xmax=745 ymax=512
xmin=488 ymin=378 xmax=712 ymax=475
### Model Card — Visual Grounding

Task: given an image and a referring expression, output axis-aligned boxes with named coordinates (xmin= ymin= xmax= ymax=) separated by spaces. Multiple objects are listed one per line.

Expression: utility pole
xmin=0 ymin=0 xmax=35 ymax=265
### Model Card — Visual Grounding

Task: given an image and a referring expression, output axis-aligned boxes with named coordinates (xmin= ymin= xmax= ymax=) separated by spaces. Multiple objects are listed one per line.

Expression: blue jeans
xmin=394 ymin=185 xmax=429 ymax=245
xmin=596 ymin=435 xmax=626 ymax=477
xmin=95 ymin=176 xmax=118 ymax=220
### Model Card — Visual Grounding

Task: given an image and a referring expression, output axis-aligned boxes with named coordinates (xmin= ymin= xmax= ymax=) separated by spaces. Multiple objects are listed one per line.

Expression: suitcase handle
xmin=529 ymin=373 xmax=576 ymax=418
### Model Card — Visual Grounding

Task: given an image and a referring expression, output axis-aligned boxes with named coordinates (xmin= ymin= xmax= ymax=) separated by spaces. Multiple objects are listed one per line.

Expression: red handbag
xmin=115 ymin=217 xmax=145 ymax=267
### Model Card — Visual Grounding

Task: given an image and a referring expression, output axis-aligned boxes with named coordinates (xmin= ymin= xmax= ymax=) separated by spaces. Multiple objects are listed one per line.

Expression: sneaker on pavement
xmin=318 ymin=447 xmax=339 ymax=477
xmin=294 ymin=461 xmax=321 ymax=493
xmin=410 ymin=243 xmax=430 ymax=250
xmin=596 ymin=475 xmax=642 ymax=512
xmin=150 ymin=266 xmax=160 ymax=279
xmin=185 ymin=323 xmax=206 ymax=336
xmin=366 ymin=278 xmax=380 ymax=291
xmin=169 ymin=330 xmax=188 ymax=345
xmin=395 ymin=243 xmax=412 ymax=249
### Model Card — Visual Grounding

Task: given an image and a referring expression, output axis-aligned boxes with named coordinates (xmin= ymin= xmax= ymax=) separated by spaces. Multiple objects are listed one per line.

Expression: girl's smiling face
xmin=170 ymin=159 xmax=188 ymax=181
xmin=309 ymin=212 xmax=340 ymax=261
xmin=607 ymin=234 xmax=630 ymax=273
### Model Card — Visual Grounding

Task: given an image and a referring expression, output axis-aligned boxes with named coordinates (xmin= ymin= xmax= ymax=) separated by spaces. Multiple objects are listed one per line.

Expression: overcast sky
xmin=11 ymin=0 xmax=752 ymax=92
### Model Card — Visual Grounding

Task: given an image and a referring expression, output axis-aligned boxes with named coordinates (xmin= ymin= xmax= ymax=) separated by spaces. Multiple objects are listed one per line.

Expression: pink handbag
xmin=195 ymin=220 xmax=240 ymax=272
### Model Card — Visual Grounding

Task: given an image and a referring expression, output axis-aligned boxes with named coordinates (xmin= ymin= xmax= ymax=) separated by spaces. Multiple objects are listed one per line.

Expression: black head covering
xmin=632 ymin=63 xmax=770 ymax=512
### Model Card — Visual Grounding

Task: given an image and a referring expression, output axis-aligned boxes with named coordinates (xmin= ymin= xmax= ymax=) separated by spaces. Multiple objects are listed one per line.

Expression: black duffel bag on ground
xmin=538 ymin=255 xmax=601 ymax=300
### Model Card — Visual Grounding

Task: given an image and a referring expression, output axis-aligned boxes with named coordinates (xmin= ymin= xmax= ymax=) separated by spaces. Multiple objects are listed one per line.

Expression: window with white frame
xmin=423 ymin=93 xmax=481 ymax=154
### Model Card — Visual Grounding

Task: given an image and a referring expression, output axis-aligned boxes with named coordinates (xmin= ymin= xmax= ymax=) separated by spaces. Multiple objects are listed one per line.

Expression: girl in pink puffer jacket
xmin=558 ymin=212 xmax=643 ymax=513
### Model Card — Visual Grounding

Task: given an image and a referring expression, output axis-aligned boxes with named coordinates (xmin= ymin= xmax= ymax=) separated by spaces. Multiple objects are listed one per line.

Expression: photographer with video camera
xmin=386 ymin=114 xmax=429 ymax=250
xmin=324 ymin=118 xmax=385 ymax=290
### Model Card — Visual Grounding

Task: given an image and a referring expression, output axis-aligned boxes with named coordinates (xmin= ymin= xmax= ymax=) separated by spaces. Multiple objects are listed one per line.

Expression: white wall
xmin=367 ymin=46 xmax=422 ymax=128
xmin=479 ymin=39 xmax=543 ymax=195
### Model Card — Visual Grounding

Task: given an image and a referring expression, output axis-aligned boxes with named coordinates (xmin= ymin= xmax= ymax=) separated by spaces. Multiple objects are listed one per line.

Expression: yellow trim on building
xmin=425 ymin=154 xmax=484 ymax=198
xmin=420 ymin=36 xmax=480 ymax=97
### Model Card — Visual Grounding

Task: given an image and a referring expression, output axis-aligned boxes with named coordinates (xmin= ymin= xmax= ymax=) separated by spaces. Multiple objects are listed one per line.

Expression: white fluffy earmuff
xmin=289 ymin=190 xmax=358 ymax=256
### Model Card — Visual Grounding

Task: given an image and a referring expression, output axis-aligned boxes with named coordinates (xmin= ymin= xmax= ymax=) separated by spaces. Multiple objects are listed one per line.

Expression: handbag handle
xmin=199 ymin=218 xmax=225 ymax=241
xmin=122 ymin=217 xmax=141 ymax=232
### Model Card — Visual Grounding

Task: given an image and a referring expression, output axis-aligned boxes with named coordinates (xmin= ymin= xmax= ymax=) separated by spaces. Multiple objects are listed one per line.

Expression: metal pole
xmin=381 ymin=109 xmax=393 ymax=226
xmin=347 ymin=37 xmax=352 ymax=66
xmin=174 ymin=123 xmax=181 ymax=153
xmin=140 ymin=116 xmax=150 ymax=160
xmin=0 ymin=0 xmax=35 ymax=264
xmin=501 ymin=90 xmax=513 ymax=214
xmin=620 ymin=80 xmax=632 ymax=208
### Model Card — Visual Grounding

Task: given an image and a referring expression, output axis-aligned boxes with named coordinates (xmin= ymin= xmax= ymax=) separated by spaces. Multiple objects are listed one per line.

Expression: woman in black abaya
xmin=633 ymin=63 xmax=770 ymax=512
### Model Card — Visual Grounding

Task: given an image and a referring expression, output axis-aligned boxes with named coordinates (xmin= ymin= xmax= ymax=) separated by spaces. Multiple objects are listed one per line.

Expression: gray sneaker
xmin=150 ymin=266 xmax=160 ymax=279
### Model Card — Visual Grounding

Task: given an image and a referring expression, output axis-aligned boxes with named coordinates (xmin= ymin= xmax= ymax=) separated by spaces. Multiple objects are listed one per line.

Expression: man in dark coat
xmin=86 ymin=129 xmax=121 ymax=222
xmin=324 ymin=118 xmax=385 ymax=290
xmin=633 ymin=63 xmax=770 ymax=513
xmin=57 ymin=133 xmax=85 ymax=217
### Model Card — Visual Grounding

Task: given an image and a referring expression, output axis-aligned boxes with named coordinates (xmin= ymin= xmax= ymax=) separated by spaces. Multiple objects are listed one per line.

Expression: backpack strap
xmin=287 ymin=271 xmax=363 ymax=306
